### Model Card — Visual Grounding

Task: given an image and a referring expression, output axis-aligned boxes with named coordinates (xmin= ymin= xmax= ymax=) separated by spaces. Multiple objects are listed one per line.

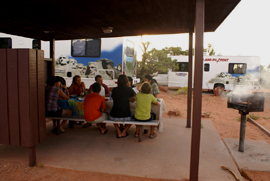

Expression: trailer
xmin=167 ymin=55 xmax=260 ymax=91
xmin=55 ymin=37 xmax=140 ymax=88
xmin=0 ymin=33 xmax=140 ymax=88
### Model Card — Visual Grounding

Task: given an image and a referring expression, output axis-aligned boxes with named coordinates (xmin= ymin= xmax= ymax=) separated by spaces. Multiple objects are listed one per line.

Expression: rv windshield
xmin=175 ymin=62 xmax=188 ymax=72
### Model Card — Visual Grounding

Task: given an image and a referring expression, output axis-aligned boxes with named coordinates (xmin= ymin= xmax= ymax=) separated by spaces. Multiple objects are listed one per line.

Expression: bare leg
xmin=62 ymin=109 xmax=72 ymax=116
xmin=134 ymin=125 xmax=139 ymax=137
xmin=101 ymin=123 xmax=106 ymax=129
xmin=119 ymin=124 xmax=125 ymax=130
xmin=135 ymin=125 xmax=139 ymax=134
xmin=121 ymin=124 xmax=131 ymax=136
xmin=114 ymin=124 xmax=121 ymax=137
xmin=150 ymin=126 xmax=155 ymax=134
xmin=60 ymin=120 xmax=67 ymax=130
xmin=149 ymin=126 xmax=157 ymax=138
xmin=96 ymin=123 xmax=104 ymax=133
xmin=60 ymin=109 xmax=72 ymax=130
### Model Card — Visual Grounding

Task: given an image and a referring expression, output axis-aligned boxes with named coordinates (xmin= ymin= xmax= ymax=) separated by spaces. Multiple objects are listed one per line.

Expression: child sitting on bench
xmin=84 ymin=83 xmax=108 ymax=134
xmin=134 ymin=82 xmax=159 ymax=138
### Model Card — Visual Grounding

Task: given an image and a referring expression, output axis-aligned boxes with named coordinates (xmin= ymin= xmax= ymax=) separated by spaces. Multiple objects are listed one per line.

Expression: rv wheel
xmin=213 ymin=84 xmax=224 ymax=96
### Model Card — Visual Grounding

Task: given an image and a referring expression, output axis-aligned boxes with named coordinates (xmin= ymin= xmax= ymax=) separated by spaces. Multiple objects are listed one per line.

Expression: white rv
xmin=0 ymin=33 xmax=140 ymax=88
xmin=55 ymin=37 xmax=140 ymax=88
xmin=167 ymin=55 xmax=260 ymax=91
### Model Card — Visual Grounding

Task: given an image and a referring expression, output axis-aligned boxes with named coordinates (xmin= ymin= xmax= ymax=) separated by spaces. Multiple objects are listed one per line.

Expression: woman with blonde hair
xmin=134 ymin=82 xmax=159 ymax=138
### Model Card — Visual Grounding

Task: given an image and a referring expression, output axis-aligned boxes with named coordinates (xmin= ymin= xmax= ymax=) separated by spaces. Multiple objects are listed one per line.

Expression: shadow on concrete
xmin=0 ymin=118 xmax=247 ymax=181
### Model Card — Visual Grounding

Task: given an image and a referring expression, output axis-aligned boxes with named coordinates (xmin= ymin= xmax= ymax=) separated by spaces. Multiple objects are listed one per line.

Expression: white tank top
xmin=99 ymin=85 xmax=105 ymax=97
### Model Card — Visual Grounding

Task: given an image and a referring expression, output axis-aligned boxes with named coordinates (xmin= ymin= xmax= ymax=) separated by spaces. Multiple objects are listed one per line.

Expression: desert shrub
xmin=175 ymin=87 xmax=188 ymax=95
xmin=237 ymin=114 xmax=259 ymax=122
xmin=248 ymin=114 xmax=259 ymax=120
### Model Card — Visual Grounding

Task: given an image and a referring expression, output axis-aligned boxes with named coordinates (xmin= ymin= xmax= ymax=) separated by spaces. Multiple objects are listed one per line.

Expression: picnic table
xmin=58 ymin=95 xmax=166 ymax=132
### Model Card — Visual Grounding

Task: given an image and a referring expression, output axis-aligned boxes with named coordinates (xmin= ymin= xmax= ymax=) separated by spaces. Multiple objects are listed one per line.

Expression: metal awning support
xmin=187 ymin=29 xmax=193 ymax=128
xmin=189 ymin=0 xmax=204 ymax=180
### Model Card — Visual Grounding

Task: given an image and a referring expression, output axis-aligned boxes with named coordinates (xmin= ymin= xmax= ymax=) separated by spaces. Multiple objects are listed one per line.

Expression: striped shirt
xmin=45 ymin=86 xmax=60 ymax=111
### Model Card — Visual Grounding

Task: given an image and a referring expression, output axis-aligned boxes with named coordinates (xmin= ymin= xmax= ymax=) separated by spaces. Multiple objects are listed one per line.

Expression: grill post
xmin=228 ymin=92 xmax=265 ymax=152
xmin=239 ymin=111 xmax=248 ymax=152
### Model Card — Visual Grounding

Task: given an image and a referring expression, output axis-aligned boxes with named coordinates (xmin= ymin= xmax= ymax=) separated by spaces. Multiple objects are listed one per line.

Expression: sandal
xmin=121 ymin=132 xmax=129 ymax=138
xmin=149 ymin=133 xmax=157 ymax=139
xmin=116 ymin=134 xmax=121 ymax=138
xmin=134 ymin=133 xmax=139 ymax=138
xmin=60 ymin=129 xmax=67 ymax=133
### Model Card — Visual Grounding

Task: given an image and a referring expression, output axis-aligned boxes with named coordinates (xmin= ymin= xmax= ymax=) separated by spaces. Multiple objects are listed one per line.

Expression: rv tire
xmin=213 ymin=84 xmax=224 ymax=96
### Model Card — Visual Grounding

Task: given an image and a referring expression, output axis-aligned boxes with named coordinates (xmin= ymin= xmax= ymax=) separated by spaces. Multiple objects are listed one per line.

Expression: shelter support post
xmin=50 ymin=38 xmax=55 ymax=76
xmin=187 ymin=29 xmax=193 ymax=128
xmin=239 ymin=111 xmax=247 ymax=152
xmin=29 ymin=146 xmax=36 ymax=167
xmin=189 ymin=0 xmax=204 ymax=181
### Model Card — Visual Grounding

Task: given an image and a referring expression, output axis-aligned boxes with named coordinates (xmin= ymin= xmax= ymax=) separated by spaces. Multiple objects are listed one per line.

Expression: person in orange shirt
xmin=84 ymin=83 xmax=108 ymax=134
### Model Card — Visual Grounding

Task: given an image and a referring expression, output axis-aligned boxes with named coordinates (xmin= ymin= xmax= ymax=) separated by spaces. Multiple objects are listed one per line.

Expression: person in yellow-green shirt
xmin=134 ymin=82 xmax=159 ymax=138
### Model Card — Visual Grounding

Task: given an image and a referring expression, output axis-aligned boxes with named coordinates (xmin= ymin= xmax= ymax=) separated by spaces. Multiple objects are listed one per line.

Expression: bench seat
xmin=46 ymin=116 xmax=159 ymax=142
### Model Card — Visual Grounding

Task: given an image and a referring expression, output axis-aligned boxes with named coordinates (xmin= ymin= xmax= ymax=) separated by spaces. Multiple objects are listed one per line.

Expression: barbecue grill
xmin=227 ymin=92 xmax=265 ymax=152
xmin=227 ymin=92 xmax=264 ymax=113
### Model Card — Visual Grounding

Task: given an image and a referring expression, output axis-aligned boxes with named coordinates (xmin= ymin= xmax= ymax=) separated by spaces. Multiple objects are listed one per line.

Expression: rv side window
xmin=176 ymin=62 xmax=188 ymax=72
xmin=71 ymin=38 xmax=101 ymax=57
xmin=228 ymin=63 xmax=246 ymax=74
xmin=204 ymin=63 xmax=210 ymax=72
xmin=32 ymin=39 xmax=41 ymax=49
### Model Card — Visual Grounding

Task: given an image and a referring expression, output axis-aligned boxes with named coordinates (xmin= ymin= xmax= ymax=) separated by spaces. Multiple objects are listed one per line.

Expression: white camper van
xmin=168 ymin=55 xmax=260 ymax=91
xmin=0 ymin=33 xmax=140 ymax=88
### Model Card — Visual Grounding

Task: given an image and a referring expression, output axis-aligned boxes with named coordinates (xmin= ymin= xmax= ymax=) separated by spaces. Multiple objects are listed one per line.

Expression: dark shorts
xmin=134 ymin=113 xmax=156 ymax=122
xmin=46 ymin=109 xmax=63 ymax=117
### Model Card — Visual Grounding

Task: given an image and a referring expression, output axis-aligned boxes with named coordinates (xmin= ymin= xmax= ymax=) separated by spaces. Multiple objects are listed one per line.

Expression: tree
xmin=137 ymin=41 xmax=151 ymax=80
xmin=137 ymin=44 xmax=178 ymax=80
xmin=204 ymin=43 xmax=216 ymax=56
xmin=161 ymin=47 xmax=191 ymax=56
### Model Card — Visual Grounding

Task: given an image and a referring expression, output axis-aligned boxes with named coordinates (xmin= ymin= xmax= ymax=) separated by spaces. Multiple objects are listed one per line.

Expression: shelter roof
xmin=0 ymin=0 xmax=240 ymax=40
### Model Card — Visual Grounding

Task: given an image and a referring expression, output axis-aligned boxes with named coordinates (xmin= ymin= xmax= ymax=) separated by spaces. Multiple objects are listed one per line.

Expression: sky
xmin=139 ymin=0 xmax=270 ymax=67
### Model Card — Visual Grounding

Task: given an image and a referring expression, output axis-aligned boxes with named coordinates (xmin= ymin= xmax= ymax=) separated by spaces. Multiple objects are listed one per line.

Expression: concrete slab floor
xmin=0 ymin=119 xmax=243 ymax=181
xmin=224 ymin=138 xmax=270 ymax=172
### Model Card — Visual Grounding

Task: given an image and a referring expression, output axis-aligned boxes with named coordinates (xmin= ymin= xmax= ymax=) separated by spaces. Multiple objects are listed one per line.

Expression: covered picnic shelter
xmin=0 ymin=0 xmax=241 ymax=180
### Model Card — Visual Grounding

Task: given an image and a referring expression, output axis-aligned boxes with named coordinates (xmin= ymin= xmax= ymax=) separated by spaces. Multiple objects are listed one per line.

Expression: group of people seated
xmin=45 ymin=74 xmax=160 ymax=138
